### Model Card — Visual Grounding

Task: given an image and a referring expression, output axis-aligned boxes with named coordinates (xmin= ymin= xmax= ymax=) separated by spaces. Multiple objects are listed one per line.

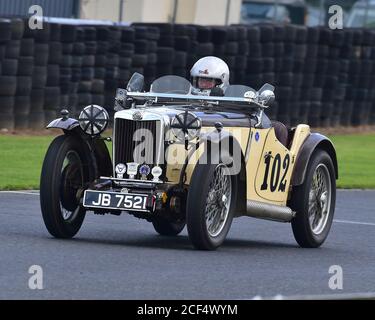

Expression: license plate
xmin=83 ymin=190 xmax=151 ymax=212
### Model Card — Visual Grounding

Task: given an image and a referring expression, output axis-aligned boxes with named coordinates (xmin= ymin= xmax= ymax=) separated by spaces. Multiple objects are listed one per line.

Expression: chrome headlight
xmin=78 ymin=105 xmax=109 ymax=136
xmin=170 ymin=111 xmax=201 ymax=142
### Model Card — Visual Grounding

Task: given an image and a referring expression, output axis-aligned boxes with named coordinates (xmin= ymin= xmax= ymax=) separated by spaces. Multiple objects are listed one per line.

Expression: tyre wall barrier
xmin=0 ymin=18 xmax=375 ymax=130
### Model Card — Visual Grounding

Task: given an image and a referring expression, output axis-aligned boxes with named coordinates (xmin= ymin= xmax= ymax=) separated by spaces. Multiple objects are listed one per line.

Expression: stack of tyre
xmin=76 ymin=27 xmax=93 ymax=111
xmin=288 ymin=25 xmax=308 ymax=127
xmin=103 ymin=26 xmax=122 ymax=115
xmin=154 ymin=23 xmax=176 ymax=78
xmin=116 ymin=27 xmax=133 ymax=89
xmin=131 ymin=26 xmax=151 ymax=87
xmin=171 ymin=24 xmax=189 ymax=79
xmin=194 ymin=26 xmax=214 ymax=67
xmin=210 ymin=26 xmax=247 ymax=85
xmin=0 ymin=18 xmax=22 ymax=130
xmin=345 ymin=29 xmax=375 ymax=126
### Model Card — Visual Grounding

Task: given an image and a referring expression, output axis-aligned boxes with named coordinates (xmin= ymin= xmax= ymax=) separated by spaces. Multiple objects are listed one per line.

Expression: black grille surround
xmin=114 ymin=118 xmax=163 ymax=180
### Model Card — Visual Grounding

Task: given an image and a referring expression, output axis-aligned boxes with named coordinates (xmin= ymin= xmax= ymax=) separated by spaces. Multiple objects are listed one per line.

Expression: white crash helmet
xmin=190 ymin=56 xmax=230 ymax=95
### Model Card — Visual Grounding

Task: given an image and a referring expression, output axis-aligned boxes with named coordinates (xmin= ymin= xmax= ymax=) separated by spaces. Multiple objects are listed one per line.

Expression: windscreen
xmin=224 ymin=85 xmax=256 ymax=98
xmin=150 ymin=75 xmax=192 ymax=94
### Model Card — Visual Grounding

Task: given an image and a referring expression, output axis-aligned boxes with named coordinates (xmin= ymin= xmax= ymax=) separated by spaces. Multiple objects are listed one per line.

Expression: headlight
xmin=78 ymin=105 xmax=109 ymax=136
xmin=171 ymin=111 xmax=201 ymax=142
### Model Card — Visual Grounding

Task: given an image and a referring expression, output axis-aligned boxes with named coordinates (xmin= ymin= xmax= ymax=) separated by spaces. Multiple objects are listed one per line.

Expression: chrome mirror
xmin=258 ymin=90 xmax=275 ymax=106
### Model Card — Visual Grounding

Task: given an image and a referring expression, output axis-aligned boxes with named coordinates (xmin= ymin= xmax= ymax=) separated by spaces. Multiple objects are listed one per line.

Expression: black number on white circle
xmin=261 ymin=153 xmax=290 ymax=192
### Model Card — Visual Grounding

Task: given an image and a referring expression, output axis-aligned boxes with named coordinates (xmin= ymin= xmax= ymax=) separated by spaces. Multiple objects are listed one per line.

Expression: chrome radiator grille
xmin=114 ymin=118 xmax=159 ymax=167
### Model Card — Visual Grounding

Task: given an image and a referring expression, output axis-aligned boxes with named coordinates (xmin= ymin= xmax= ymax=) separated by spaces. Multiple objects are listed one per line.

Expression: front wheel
xmin=290 ymin=149 xmax=336 ymax=248
xmin=40 ymin=135 xmax=94 ymax=238
xmin=186 ymin=163 xmax=237 ymax=250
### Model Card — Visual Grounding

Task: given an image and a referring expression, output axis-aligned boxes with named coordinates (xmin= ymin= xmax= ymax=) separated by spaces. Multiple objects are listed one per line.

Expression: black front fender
xmin=46 ymin=117 xmax=80 ymax=131
xmin=291 ymin=133 xmax=338 ymax=186
xmin=47 ymin=117 xmax=112 ymax=179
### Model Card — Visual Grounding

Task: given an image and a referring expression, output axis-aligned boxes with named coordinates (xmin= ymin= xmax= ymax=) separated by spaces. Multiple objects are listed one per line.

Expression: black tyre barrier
xmin=2 ymin=20 xmax=375 ymax=129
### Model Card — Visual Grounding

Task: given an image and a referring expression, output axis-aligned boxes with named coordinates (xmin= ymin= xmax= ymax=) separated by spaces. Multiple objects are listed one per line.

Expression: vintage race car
xmin=40 ymin=73 xmax=338 ymax=250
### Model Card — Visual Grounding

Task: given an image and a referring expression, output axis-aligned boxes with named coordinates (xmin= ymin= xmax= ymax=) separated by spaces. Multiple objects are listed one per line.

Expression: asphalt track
xmin=0 ymin=190 xmax=374 ymax=299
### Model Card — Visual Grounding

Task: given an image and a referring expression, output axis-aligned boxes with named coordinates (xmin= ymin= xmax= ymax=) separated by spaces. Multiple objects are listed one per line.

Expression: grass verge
xmin=0 ymin=133 xmax=374 ymax=190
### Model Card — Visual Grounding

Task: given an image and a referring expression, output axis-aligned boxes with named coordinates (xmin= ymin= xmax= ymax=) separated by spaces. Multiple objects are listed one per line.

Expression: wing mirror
xmin=258 ymin=90 xmax=275 ymax=106
xmin=127 ymin=72 xmax=144 ymax=92
xmin=257 ymin=83 xmax=275 ymax=106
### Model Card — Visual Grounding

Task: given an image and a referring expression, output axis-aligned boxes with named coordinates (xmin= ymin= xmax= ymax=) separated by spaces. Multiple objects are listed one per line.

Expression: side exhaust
xmin=245 ymin=200 xmax=295 ymax=222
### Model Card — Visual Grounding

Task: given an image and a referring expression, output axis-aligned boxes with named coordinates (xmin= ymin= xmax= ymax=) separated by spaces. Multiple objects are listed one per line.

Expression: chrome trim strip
xmin=126 ymin=92 xmax=267 ymax=109
xmin=100 ymin=176 xmax=163 ymax=184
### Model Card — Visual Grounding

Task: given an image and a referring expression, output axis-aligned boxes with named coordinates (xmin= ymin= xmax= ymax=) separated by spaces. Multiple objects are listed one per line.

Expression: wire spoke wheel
xmin=205 ymin=164 xmax=232 ymax=238
xmin=290 ymin=150 xmax=336 ymax=248
xmin=59 ymin=150 xmax=84 ymax=222
xmin=308 ymin=164 xmax=332 ymax=235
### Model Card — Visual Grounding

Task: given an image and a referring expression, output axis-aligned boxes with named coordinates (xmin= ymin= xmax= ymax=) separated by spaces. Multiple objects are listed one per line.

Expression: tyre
xmin=0 ymin=76 xmax=17 ymax=96
xmin=132 ymin=54 xmax=148 ymax=67
xmin=1 ymin=59 xmax=18 ymax=76
xmin=290 ymin=150 xmax=336 ymax=248
xmin=34 ymin=45 xmax=49 ymax=66
xmin=17 ymin=56 xmax=34 ymax=76
xmin=48 ymin=42 xmax=62 ymax=64
xmin=197 ymin=43 xmax=214 ymax=56
xmin=95 ymin=55 xmax=107 ymax=67
xmin=14 ymin=113 xmax=29 ymax=130
xmin=10 ymin=18 xmax=24 ymax=40
xmin=152 ymin=216 xmax=185 ymax=236
xmin=187 ymin=159 xmax=238 ymax=250
xmin=0 ymin=19 xmax=11 ymax=42
xmin=0 ymin=113 xmax=14 ymax=130
xmin=16 ymin=76 xmax=32 ymax=95
xmin=196 ymin=26 xmax=212 ymax=42
xmin=0 ymin=96 xmax=14 ymax=114
xmin=157 ymin=47 xmax=175 ymax=64
xmin=14 ymin=95 xmax=30 ymax=114
xmin=224 ymin=42 xmax=238 ymax=55
xmin=20 ymin=38 xmax=34 ymax=56
xmin=40 ymin=135 xmax=94 ymax=238
xmin=5 ymin=40 xmax=20 ymax=59
xmin=60 ymin=24 xmax=77 ymax=42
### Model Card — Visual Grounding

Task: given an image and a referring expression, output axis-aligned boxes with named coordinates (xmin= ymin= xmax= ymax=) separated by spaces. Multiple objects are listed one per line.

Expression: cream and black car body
xmin=40 ymin=74 xmax=338 ymax=250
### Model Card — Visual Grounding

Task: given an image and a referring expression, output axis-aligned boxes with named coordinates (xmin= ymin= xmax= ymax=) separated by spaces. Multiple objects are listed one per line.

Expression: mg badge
xmin=151 ymin=166 xmax=163 ymax=182
xmin=127 ymin=162 xmax=139 ymax=179
xmin=132 ymin=111 xmax=143 ymax=121
xmin=115 ymin=163 xmax=126 ymax=179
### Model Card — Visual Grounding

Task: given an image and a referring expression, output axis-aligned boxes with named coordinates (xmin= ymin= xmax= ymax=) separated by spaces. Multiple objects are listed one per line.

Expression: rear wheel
xmin=152 ymin=216 xmax=185 ymax=236
xmin=290 ymin=150 xmax=336 ymax=248
xmin=40 ymin=135 xmax=94 ymax=238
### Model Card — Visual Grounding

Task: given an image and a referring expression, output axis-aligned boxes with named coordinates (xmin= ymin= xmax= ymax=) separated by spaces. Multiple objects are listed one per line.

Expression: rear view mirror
xmin=127 ymin=72 xmax=144 ymax=92
xmin=258 ymin=83 xmax=275 ymax=93
xmin=258 ymin=90 xmax=275 ymax=106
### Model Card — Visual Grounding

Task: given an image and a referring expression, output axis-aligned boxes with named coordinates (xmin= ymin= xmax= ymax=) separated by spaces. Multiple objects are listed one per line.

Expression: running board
xmin=244 ymin=200 xmax=295 ymax=222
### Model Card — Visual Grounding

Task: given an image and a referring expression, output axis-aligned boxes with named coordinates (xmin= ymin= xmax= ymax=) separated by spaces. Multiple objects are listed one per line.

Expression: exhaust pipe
xmin=245 ymin=200 xmax=295 ymax=222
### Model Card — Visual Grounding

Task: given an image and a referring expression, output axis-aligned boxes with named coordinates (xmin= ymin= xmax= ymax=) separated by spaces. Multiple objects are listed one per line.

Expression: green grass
xmin=0 ymin=135 xmax=54 ymax=190
xmin=329 ymin=134 xmax=375 ymax=189
xmin=0 ymin=133 xmax=374 ymax=190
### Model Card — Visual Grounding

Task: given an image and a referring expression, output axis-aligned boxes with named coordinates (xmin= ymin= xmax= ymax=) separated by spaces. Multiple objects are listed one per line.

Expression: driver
xmin=190 ymin=56 xmax=230 ymax=95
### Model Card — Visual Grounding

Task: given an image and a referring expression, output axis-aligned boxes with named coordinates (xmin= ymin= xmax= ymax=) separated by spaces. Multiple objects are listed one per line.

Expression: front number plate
xmin=83 ymin=190 xmax=151 ymax=212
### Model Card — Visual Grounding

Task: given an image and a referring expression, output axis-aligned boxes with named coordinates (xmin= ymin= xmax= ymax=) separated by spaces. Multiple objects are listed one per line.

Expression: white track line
xmin=0 ymin=191 xmax=40 ymax=196
xmin=334 ymin=219 xmax=375 ymax=227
